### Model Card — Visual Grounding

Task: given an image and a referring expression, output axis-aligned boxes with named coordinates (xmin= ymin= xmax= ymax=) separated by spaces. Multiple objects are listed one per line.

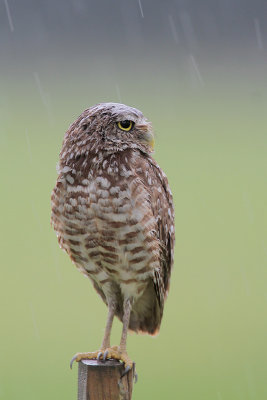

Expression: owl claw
xmin=121 ymin=365 xmax=131 ymax=377
xmin=70 ymin=348 xmax=134 ymax=378
xmin=120 ymin=362 xmax=137 ymax=383
xmin=103 ymin=350 xmax=109 ymax=361
xmin=70 ymin=354 xmax=78 ymax=369
xmin=70 ymin=351 xmax=100 ymax=369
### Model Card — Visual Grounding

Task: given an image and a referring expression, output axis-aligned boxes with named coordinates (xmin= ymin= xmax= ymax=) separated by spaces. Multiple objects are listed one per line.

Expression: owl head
xmin=60 ymin=103 xmax=154 ymax=165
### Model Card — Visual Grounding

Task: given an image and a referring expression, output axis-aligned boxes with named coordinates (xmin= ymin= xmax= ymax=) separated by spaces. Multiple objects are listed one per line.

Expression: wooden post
xmin=77 ymin=359 xmax=136 ymax=400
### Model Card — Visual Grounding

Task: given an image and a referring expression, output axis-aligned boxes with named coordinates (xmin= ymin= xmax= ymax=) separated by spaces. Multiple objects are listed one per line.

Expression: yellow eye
xmin=117 ymin=120 xmax=133 ymax=131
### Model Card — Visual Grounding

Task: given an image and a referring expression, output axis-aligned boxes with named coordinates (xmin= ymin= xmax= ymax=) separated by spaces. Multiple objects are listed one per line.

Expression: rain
xmin=4 ymin=0 xmax=14 ymax=32
xmin=1 ymin=1 xmax=267 ymax=399
xmin=137 ymin=0 xmax=144 ymax=18
xmin=254 ymin=18 xmax=263 ymax=50
xmin=168 ymin=14 xmax=179 ymax=44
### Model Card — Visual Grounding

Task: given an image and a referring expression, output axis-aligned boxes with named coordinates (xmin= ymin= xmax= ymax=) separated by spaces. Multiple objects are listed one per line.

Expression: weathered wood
xmin=78 ymin=359 xmax=135 ymax=400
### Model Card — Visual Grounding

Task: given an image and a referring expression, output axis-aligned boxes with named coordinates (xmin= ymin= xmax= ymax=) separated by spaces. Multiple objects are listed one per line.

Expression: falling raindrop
xmin=33 ymin=72 xmax=53 ymax=126
xmin=34 ymin=72 xmax=48 ymax=109
xmin=137 ymin=0 xmax=144 ymax=18
xmin=4 ymin=0 xmax=14 ymax=32
xmin=189 ymin=54 xmax=204 ymax=86
xmin=254 ymin=18 xmax=263 ymax=50
xmin=168 ymin=15 xmax=179 ymax=44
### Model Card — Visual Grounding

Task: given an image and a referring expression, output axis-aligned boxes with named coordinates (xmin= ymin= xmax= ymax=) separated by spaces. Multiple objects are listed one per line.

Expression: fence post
xmin=77 ymin=359 xmax=135 ymax=400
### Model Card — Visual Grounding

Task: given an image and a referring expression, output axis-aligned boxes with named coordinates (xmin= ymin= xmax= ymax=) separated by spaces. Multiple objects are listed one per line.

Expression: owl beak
xmin=136 ymin=124 xmax=155 ymax=150
xmin=146 ymin=132 xmax=155 ymax=150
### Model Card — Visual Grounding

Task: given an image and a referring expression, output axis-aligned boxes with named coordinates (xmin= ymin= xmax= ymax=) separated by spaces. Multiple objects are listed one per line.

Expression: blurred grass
xmin=0 ymin=71 xmax=267 ymax=399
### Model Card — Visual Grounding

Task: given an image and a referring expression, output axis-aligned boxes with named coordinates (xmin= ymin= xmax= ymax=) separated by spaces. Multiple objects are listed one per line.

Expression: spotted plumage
xmin=51 ymin=103 xmax=175 ymax=368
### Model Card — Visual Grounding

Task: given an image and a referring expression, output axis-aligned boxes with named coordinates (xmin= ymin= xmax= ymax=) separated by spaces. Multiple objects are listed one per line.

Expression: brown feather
xmin=51 ymin=103 xmax=175 ymax=335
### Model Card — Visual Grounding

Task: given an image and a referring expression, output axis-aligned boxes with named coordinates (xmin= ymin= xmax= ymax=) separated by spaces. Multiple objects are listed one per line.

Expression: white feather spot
xmin=96 ymin=177 xmax=111 ymax=189
xmin=62 ymin=166 xmax=72 ymax=173
xmin=66 ymin=175 xmax=74 ymax=184
xmin=69 ymin=198 xmax=77 ymax=206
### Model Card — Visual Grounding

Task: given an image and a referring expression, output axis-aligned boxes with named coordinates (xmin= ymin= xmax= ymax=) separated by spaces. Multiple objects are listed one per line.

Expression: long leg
xmin=119 ymin=298 xmax=132 ymax=352
xmin=101 ymin=303 xmax=115 ymax=349
xmin=70 ymin=302 xmax=115 ymax=368
xmin=71 ymin=299 xmax=134 ymax=372
xmin=97 ymin=298 xmax=133 ymax=369
xmin=98 ymin=303 xmax=116 ymax=360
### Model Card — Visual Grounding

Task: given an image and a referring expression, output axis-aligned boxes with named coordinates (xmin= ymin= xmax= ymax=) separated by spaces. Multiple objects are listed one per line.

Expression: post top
xmin=80 ymin=359 xmax=122 ymax=367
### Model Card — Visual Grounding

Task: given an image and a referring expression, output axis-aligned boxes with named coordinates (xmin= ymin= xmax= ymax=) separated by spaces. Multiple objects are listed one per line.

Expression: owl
xmin=51 ymin=103 xmax=175 ymax=374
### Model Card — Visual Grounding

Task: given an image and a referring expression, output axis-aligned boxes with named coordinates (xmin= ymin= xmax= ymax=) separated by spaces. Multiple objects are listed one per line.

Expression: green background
xmin=1 ymin=68 xmax=267 ymax=399
xmin=1 ymin=2 xmax=267 ymax=398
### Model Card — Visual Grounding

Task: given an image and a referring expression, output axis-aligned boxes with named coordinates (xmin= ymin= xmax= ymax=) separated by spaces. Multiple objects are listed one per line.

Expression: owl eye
xmin=117 ymin=120 xmax=134 ymax=131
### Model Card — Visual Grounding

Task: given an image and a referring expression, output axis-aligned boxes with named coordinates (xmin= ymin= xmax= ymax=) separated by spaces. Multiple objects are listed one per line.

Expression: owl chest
xmin=60 ymin=176 xmax=156 ymax=282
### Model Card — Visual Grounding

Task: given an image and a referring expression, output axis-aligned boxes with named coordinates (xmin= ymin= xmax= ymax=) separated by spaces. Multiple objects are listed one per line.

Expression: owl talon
xmin=70 ymin=354 xmax=78 ymax=369
xmin=103 ymin=350 xmax=109 ymax=361
xmin=70 ymin=351 xmax=100 ymax=369
xmin=134 ymin=369 xmax=138 ymax=383
xmin=97 ymin=352 xmax=103 ymax=361
xmin=121 ymin=365 xmax=131 ymax=378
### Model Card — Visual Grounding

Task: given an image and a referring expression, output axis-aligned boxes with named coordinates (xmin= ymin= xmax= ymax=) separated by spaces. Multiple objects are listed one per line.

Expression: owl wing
xmin=135 ymin=153 xmax=175 ymax=308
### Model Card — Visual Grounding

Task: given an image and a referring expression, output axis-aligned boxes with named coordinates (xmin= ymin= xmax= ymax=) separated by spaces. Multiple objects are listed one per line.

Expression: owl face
xmin=61 ymin=103 xmax=154 ymax=164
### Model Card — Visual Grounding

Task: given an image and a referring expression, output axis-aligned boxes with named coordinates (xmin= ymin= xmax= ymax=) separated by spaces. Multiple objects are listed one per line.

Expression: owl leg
xmin=70 ymin=303 xmax=115 ymax=368
xmin=118 ymin=298 xmax=134 ymax=374
xmin=97 ymin=303 xmax=116 ymax=360
xmin=102 ymin=304 xmax=115 ymax=348
xmin=70 ymin=300 xmax=134 ymax=375
xmin=98 ymin=298 xmax=134 ymax=373
xmin=118 ymin=298 xmax=132 ymax=362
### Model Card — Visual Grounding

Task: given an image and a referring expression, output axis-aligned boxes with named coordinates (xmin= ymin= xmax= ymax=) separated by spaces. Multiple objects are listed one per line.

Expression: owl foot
xmin=97 ymin=346 xmax=137 ymax=382
xmin=70 ymin=346 xmax=134 ymax=377
xmin=98 ymin=346 xmax=133 ymax=368
xmin=70 ymin=351 xmax=100 ymax=369
xmin=97 ymin=345 xmax=135 ymax=378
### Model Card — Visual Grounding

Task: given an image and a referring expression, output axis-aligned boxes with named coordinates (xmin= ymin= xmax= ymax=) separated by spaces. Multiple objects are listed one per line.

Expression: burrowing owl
xmin=51 ymin=103 xmax=175 ymax=372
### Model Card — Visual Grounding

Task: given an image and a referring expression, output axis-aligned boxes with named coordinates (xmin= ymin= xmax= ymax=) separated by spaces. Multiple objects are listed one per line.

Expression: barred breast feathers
xmin=51 ymin=145 xmax=174 ymax=334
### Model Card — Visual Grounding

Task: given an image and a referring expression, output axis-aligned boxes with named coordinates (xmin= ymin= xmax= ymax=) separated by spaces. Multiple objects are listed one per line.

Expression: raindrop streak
xmin=4 ymin=0 xmax=14 ymax=32
xmin=34 ymin=72 xmax=48 ymax=109
xmin=25 ymin=128 xmax=32 ymax=163
xmin=254 ymin=18 xmax=263 ymax=50
xmin=168 ymin=15 xmax=179 ymax=44
xmin=190 ymin=54 xmax=204 ymax=86
xmin=116 ymin=85 xmax=122 ymax=103
xmin=138 ymin=0 xmax=144 ymax=18
xmin=33 ymin=72 xmax=53 ymax=126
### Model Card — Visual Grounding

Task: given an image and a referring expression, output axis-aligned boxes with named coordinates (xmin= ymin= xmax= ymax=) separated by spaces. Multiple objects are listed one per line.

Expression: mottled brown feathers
xmin=51 ymin=103 xmax=175 ymax=335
